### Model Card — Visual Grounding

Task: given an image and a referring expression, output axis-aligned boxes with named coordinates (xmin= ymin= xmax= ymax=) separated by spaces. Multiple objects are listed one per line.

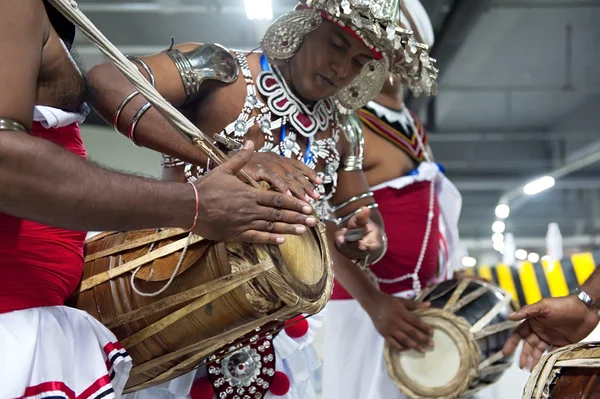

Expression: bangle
xmin=113 ymin=90 xmax=140 ymax=133
xmin=186 ymin=181 xmax=199 ymax=232
xmin=129 ymin=102 xmax=152 ymax=147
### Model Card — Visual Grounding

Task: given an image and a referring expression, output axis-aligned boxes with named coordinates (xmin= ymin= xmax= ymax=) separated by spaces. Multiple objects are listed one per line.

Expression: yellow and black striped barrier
xmin=464 ymin=251 xmax=600 ymax=308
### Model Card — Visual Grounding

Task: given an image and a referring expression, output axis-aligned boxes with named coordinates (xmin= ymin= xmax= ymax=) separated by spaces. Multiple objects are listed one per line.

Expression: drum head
xmin=277 ymin=227 xmax=325 ymax=286
xmin=384 ymin=309 xmax=480 ymax=398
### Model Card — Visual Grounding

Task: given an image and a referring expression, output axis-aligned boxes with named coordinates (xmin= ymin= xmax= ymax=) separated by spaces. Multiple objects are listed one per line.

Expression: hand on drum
xmin=502 ymin=295 xmax=600 ymax=370
xmin=365 ymin=292 xmax=434 ymax=353
xmin=192 ymin=141 xmax=317 ymax=244
xmin=334 ymin=206 xmax=384 ymax=263
xmin=229 ymin=149 xmax=323 ymax=202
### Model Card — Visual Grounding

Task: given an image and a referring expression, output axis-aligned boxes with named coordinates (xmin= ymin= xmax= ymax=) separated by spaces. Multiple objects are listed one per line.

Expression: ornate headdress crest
xmin=261 ymin=0 xmax=438 ymax=111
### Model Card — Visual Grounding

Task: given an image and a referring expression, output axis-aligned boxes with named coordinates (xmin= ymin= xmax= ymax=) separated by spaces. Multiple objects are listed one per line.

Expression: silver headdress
xmin=260 ymin=0 xmax=438 ymax=111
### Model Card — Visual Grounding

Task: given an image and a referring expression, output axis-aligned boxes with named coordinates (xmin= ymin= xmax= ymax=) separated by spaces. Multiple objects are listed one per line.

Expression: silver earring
xmin=261 ymin=9 xmax=323 ymax=61
xmin=335 ymin=59 xmax=386 ymax=111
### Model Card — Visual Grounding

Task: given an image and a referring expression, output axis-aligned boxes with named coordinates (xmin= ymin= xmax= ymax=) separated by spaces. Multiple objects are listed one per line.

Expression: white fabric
xmin=33 ymin=105 xmax=87 ymax=128
xmin=323 ymin=295 xmax=531 ymax=399
xmin=124 ymin=312 xmax=325 ymax=399
xmin=399 ymin=0 xmax=435 ymax=48
xmin=322 ymin=290 xmax=414 ymax=399
xmin=0 ymin=306 xmax=132 ymax=399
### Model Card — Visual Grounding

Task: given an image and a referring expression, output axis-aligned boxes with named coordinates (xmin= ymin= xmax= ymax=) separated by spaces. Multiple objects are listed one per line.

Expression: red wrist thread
xmin=186 ymin=182 xmax=199 ymax=232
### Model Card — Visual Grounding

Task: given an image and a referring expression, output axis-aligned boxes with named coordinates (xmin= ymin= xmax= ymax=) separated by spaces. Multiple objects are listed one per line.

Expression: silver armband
xmin=0 ymin=118 xmax=27 ymax=133
xmin=165 ymin=43 xmax=239 ymax=105
xmin=339 ymin=113 xmax=364 ymax=171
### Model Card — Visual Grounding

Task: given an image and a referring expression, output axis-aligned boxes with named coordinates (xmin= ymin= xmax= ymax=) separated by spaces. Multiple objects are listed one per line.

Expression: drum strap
xmin=84 ymin=228 xmax=189 ymax=262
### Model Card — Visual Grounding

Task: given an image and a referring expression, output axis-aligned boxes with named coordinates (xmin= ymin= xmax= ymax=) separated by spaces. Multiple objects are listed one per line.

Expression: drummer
xmin=503 ymin=267 xmax=600 ymax=369
xmin=321 ymin=1 xmax=465 ymax=398
xmin=0 ymin=1 xmax=317 ymax=397
xmin=86 ymin=0 xmax=436 ymax=397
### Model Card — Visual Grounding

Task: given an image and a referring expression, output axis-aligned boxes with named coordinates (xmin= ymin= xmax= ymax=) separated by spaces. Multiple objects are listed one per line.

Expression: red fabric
xmin=284 ymin=315 xmax=309 ymax=338
xmin=269 ymin=372 xmax=291 ymax=396
xmin=190 ymin=377 xmax=214 ymax=399
xmin=332 ymin=181 xmax=440 ymax=299
xmin=0 ymin=122 xmax=87 ymax=314
xmin=320 ymin=12 xmax=384 ymax=60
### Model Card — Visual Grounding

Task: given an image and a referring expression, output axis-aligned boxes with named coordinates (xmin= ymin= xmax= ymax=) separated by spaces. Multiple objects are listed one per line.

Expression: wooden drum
xmin=69 ymin=226 xmax=332 ymax=393
xmin=522 ymin=342 xmax=600 ymax=399
xmin=384 ymin=278 xmax=519 ymax=399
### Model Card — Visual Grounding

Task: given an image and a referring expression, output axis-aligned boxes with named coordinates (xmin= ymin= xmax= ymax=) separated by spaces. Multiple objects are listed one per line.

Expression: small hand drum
xmin=384 ymin=278 xmax=519 ymax=399
xmin=522 ymin=342 xmax=600 ymax=399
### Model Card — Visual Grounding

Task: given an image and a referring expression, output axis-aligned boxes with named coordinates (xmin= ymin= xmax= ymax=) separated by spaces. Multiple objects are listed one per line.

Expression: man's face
xmin=287 ymin=20 xmax=375 ymax=102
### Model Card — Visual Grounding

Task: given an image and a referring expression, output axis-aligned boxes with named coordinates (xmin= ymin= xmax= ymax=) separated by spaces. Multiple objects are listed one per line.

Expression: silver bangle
xmin=337 ymin=203 xmax=379 ymax=225
xmin=0 ymin=118 xmax=27 ymax=133
xmin=330 ymin=191 xmax=374 ymax=214
xmin=129 ymin=103 xmax=152 ymax=147
xmin=369 ymin=233 xmax=388 ymax=266
xmin=127 ymin=55 xmax=156 ymax=87
xmin=113 ymin=90 xmax=140 ymax=133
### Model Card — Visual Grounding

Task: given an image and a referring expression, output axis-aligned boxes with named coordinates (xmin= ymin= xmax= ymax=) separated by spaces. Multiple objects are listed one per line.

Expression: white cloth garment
xmin=0 ymin=306 xmax=132 ymax=399
xmin=33 ymin=105 xmax=88 ymax=128
xmin=322 ymin=163 xmax=465 ymax=399
xmin=123 ymin=312 xmax=325 ymax=399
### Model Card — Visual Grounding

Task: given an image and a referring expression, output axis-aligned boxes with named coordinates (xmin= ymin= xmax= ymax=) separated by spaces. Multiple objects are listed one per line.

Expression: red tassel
xmin=190 ymin=377 xmax=214 ymax=399
xmin=284 ymin=315 xmax=309 ymax=338
xmin=269 ymin=371 xmax=291 ymax=396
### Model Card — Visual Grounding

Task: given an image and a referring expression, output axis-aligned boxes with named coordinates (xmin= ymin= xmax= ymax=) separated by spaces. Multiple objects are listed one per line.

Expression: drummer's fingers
xmin=519 ymin=334 xmax=544 ymax=370
xmin=402 ymin=311 xmax=434 ymax=336
xmin=502 ymin=332 xmax=523 ymax=358
xmin=530 ymin=339 xmax=550 ymax=369
xmin=252 ymin=206 xmax=317 ymax=227
xmin=508 ymin=301 xmax=545 ymax=321
xmin=255 ymin=190 xmax=313 ymax=215
xmin=385 ymin=335 xmax=407 ymax=352
xmin=392 ymin=330 xmax=424 ymax=353
xmin=399 ymin=323 xmax=433 ymax=349
xmin=235 ymin=230 xmax=287 ymax=245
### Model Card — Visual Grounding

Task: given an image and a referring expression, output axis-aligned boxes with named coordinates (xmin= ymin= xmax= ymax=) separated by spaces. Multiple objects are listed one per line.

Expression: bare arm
xmin=0 ymin=131 xmax=195 ymax=231
xmin=0 ymin=0 xmax=192 ymax=231
xmin=87 ymin=42 xmax=213 ymax=165
xmin=0 ymin=3 xmax=312 ymax=242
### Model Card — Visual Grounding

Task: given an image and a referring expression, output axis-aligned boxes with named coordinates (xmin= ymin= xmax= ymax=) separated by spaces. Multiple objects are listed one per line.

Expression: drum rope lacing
xmin=129 ymin=230 xmax=194 ymax=297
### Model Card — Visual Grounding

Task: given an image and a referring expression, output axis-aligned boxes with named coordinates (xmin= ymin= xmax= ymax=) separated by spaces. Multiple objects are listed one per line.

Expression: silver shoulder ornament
xmin=165 ymin=43 xmax=239 ymax=104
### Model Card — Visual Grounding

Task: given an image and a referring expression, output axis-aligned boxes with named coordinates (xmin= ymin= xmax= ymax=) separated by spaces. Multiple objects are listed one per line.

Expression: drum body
xmin=522 ymin=342 xmax=600 ymax=399
xmin=384 ymin=278 xmax=519 ymax=399
xmin=69 ymin=227 xmax=332 ymax=393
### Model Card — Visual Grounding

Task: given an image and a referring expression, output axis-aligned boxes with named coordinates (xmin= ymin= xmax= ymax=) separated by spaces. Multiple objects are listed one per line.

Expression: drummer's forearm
xmin=582 ymin=268 xmax=600 ymax=305
xmin=0 ymin=131 xmax=195 ymax=231
xmin=87 ymin=61 xmax=211 ymax=167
